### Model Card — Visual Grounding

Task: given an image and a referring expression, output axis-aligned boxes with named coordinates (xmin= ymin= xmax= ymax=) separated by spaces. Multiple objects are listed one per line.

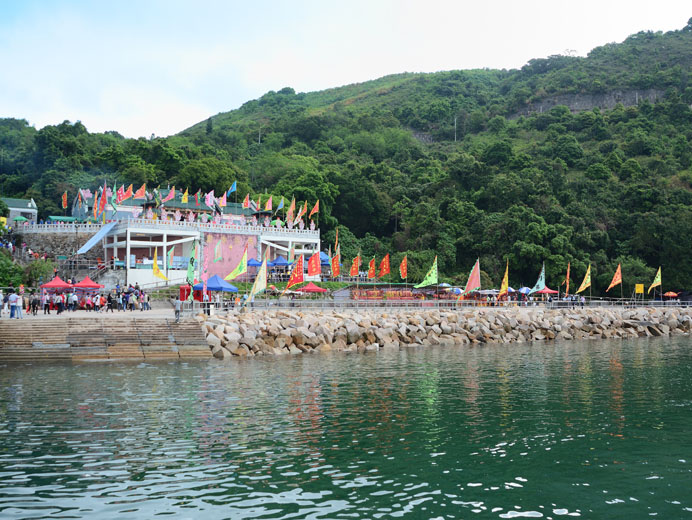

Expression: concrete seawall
xmin=198 ymin=306 xmax=692 ymax=358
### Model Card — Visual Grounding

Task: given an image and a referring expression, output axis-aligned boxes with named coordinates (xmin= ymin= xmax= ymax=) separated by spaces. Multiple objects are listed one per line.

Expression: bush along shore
xmin=197 ymin=307 xmax=692 ymax=359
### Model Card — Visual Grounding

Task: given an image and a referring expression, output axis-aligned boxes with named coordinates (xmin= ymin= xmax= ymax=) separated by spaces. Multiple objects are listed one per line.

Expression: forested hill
xmin=2 ymin=19 xmax=692 ymax=293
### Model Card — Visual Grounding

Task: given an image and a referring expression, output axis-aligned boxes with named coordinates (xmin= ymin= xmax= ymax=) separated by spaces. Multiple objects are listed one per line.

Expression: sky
xmin=0 ymin=0 xmax=689 ymax=138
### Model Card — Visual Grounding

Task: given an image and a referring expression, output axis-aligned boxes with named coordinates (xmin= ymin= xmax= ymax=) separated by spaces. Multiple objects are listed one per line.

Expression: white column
xmin=125 ymin=229 xmax=130 ymax=285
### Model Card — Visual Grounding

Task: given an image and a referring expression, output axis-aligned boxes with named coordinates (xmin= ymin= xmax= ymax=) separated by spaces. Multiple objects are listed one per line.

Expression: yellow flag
xmin=182 ymin=189 xmax=188 ymax=204
xmin=576 ymin=264 xmax=591 ymax=293
xmin=152 ymin=248 xmax=168 ymax=281
xmin=499 ymin=260 xmax=509 ymax=296
xmin=648 ymin=266 xmax=661 ymax=294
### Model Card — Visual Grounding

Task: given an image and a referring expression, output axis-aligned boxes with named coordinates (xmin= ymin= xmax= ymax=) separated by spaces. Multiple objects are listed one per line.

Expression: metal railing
xmin=18 ymin=223 xmax=104 ymax=234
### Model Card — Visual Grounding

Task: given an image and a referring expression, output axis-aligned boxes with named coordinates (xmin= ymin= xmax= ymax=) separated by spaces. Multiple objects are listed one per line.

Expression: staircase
xmin=0 ymin=316 xmax=210 ymax=362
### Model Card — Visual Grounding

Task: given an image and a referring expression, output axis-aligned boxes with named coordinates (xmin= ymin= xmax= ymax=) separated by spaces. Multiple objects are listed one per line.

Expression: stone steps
xmin=0 ymin=317 xmax=210 ymax=361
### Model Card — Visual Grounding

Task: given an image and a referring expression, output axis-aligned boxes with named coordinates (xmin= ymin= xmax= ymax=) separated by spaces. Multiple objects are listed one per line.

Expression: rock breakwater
xmin=197 ymin=307 xmax=692 ymax=359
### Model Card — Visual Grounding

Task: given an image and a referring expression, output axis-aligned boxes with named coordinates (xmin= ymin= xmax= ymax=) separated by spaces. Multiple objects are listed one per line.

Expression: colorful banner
xmin=224 ymin=244 xmax=248 ymax=280
xmin=350 ymin=255 xmax=360 ymax=277
xmin=648 ymin=266 xmax=661 ymax=294
xmin=242 ymin=193 xmax=250 ymax=209
xmin=414 ymin=256 xmax=438 ymax=288
xmin=62 ymin=191 xmax=68 ymax=209
xmin=462 ymin=258 xmax=481 ymax=295
xmin=162 ymin=186 xmax=175 ymax=203
xmin=378 ymin=254 xmax=390 ymax=278
xmin=181 ymin=189 xmax=188 ymax=204
xmin=265 ymin=195 xmax=272 ymax=212
xmin=576 ymin=264 xmax=591 ymax=293
xmin=247 ymin=253 xmax=268 ymax=303
xmin=309 ymin=200 xmax=319 ymax=218
xmin=134 ymin=184 xmax=146 ymax=199
xmin=499 ymin=260 xmax=509 ymax=296
xmin=153 ymin=248 xmax=168 ymax=281
xmin=529 ymin=262 xmax=546 ymax=294
xmin=307 ymin=252 xmax=321 ymax=276
xmin=331 ymin=246 xmax=340 ymax=277
xmin=286 ymin=255 xmax=304 ymax=290
xmin=367 ymin=257 xmax=376 ymax=279
xmin=123 ymin=184 xmax=133 ymax=201
xmin=606 ymin=263 xmax=622 ymax=292
xmin=399 ymin=255 xmax=407 ymax=279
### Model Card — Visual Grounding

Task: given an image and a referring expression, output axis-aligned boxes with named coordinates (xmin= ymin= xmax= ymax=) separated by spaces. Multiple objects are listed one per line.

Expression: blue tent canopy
xmin=272 ymin=256 xmax=291 ymax=267
xmin=247 ymin=258 xmax=262 ymax=267
xmin=320 ymin=251 xmax=331 ymax=266
xmin=193 ymin=274 xmax=238 ymax=292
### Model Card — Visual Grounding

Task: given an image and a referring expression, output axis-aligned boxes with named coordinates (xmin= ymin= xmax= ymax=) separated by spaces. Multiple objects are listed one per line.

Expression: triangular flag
xmin=648 ymin=266 xmax=661 ymax=294
xmin=576 ymin=264 xmax=591 ymax=293
xmin=161 ymin=186 xmax=175 ymax=203
xmin=414 ymin=256 xmax=438 ymax=288
xmin=499 ymin=260 xmax=509 ymax=296
xmin=606 ymin=263 xmax=622 ymax=292
xmin=276 ymin=197 xmax=284 ymax=211
xmin=228 ymin=181 xmax=237 ymax=195
xmin=247 ymin=253 xmax=268 ymax=303
xmin=153 ymin=248 xmax=168 ymax=281
xmin=134 ymin=184 xmax=146 ymax=199
xmin=265 ymin=195 xmax=273 ymax=212
xmin=309 ymin=200 xmax=319 ymax=218
xmin=529 ymin=263 xmax=546 ymax=294
xmin=181 ymin=189 xmax=188 ymax=204
xmin=123 ymin=184 xmax=133 ymax=201
xmin=242 ymin=193 xmax=250 ymax=209
xmin=461 ymin=258 xmax=481 ymax=295
xmin=225 ymin=244 xmax=248 ymax=280
xmin=287 ymin=197 xmax=296 ymax=222
xmin=219 ymin=192 xmax=227 ymax=207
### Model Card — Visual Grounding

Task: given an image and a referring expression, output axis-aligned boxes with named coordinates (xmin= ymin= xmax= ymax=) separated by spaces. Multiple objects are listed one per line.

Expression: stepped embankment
xmin=198 ymin=306 xmax=692 ymax=358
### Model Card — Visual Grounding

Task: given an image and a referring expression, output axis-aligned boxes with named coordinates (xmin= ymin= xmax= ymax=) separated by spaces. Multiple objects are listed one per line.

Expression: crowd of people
xmin=0 ymin=283 xmax=153 ymax=318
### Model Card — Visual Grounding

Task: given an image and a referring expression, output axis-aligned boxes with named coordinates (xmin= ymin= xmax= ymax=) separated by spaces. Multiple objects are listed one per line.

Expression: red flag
xmin=286 ymin=256 xmax=304 ymax=290
xmin=606 ymin=263 xmax=622 ymax=292
xmin=78 ymin=191 xmax=82 ymax=208
xmin=368 ymin=258 xmax=376 ymax=279
xmin=242 ymin=193 xmax=250 ymax=209
xmin=399 ymin=255 xmax=408 ymax=279
xmin=287 ymin=197 xmax=296 ymax=221
xmin=123 ymin=184 xmax=133 ymax=201
xmin=462 ymin=259 xmax=481 ymax=295
xmin=61 ymin=191 xmax=68 ymax=209
xmin=565 ymin=261 xmax=571 ymax=296
xmin=116 ymin=185 xmax=125 ymax=204
xmin=98 ymin=183 xmax=107 ymax=215
xmin=378 ymin=254 xmax=390 ymax=278
xmin=309 ymin=200 xmax=319 ymax=218
xmin=331 ymin=248 xmax=340 ymax=277
xmin=350 ymin=255 xmax=360 ymax=277
xmin=307 ymin=252 xmax=321 ymax=276
xmin=134 ymin=184 xmax=146 ymax=199
xmin=264 ymin=195 xmax=272 ymax=211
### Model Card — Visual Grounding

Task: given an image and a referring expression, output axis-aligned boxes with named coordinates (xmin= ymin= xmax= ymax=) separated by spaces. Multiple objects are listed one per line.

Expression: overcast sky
xmin=0 ymin=0 xmax=689 ymax=138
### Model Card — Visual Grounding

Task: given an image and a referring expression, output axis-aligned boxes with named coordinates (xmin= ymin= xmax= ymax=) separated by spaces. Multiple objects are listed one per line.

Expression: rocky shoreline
xmin=197 ymin=306 xmax=692 ymax=359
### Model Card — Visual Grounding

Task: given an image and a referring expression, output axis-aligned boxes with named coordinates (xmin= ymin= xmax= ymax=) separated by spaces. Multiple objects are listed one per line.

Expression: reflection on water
xmin=1 ymin=337 xmax=692 ymax=518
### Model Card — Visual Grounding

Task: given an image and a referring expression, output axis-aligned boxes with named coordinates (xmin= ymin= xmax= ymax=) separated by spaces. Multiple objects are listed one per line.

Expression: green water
xmin=1 ymin=337 xmax=691 ymax=519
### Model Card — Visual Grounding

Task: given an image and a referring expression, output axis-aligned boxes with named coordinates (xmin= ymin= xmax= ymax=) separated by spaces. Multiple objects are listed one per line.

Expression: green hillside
xmin=2 ymin=18 xmax=692 ymax=292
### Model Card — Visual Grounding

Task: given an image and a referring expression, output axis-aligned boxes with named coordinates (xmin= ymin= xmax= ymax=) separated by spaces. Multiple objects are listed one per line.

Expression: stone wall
xmin=197 ymin=306 xmax=692 ymax=359
xmin=17 ymin=231 xmax=104 ymax=260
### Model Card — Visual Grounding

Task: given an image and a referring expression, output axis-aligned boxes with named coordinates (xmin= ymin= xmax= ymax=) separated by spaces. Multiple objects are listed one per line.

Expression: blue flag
xmin=227 ymin=181 xmax=237 ymax=196
xmin=277 ymin=197 xmax=284 ymax=211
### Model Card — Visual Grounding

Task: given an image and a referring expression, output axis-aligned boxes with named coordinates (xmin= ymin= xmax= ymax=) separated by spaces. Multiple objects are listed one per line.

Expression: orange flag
xmin=350 ymin=255 xmax=360 ymax=277
xmin=309 ymin=200 xmax=319 ymax=218
xmin=606 ymin=263 xmax=622 ymax=292
xmin=123 ymin=184 xmax=133 ymax=201
xmin=307 ymin=252 xmax=321 ymax=276
xmin=399 ymin=255 xmax=408 ymax=279
xmin=62 ymin=191 xmax=68 ymax=209
xmin=564 ymin=261 xmax=571 ymax=296
xmin=242 ymin=193 xmax=250 ymax=208
xmin=287 ymin=197 xmax=296 ymax=222
xmin=378 ymin=254 xmax=390 ymax=278
xmin=286 ymin=256 xmax=304 ymax=290
xmin=368 ymin=257 xmax=376 ymax=279
xmin=92 ymin=191 xmax=99 ymax=219
xmin=134 ymin=184 xmax=146 ymax=199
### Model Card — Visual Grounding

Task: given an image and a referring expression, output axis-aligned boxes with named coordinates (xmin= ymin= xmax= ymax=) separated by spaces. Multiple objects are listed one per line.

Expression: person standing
xmin=8 ymin=291 xmax=18 ymax=319
xmin=42 ymin=292 xmax=50 ymax=314
xmin=173 ymin=296 xmax=181 ymax=323
xmin=107 ymin=293 xmax=113 ymax=312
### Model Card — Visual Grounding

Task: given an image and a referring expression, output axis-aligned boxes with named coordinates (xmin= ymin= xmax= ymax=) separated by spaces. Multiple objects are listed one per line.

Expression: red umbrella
xmin=533 ymin=287 xmax=559 ymax=295
xmin=297 ymin=282 xmax=327 ymax=293
xmin=663 ymin=291 xmax=678 ymax=297
xmin=40 ymin=276 xmax=73 ymax=289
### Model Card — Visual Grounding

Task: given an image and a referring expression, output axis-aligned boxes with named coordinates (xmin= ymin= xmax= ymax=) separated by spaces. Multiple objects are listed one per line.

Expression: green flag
xmin=529 ymin=262 xmax=546 ymax=294
xmin=225 ymin=244 xmax=248 ymax=280
xmin=213 ymin=240 xmax=223 ymax=263
xmin=246 ymin=252 xmax=268 ymax=303
xmin=414 ymin=256 xmax=438 ymax=288
xmin=186 ymin=241 xmax=198 ymax=291
xmin=167 ymin=246 xmax=175 ymax=269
